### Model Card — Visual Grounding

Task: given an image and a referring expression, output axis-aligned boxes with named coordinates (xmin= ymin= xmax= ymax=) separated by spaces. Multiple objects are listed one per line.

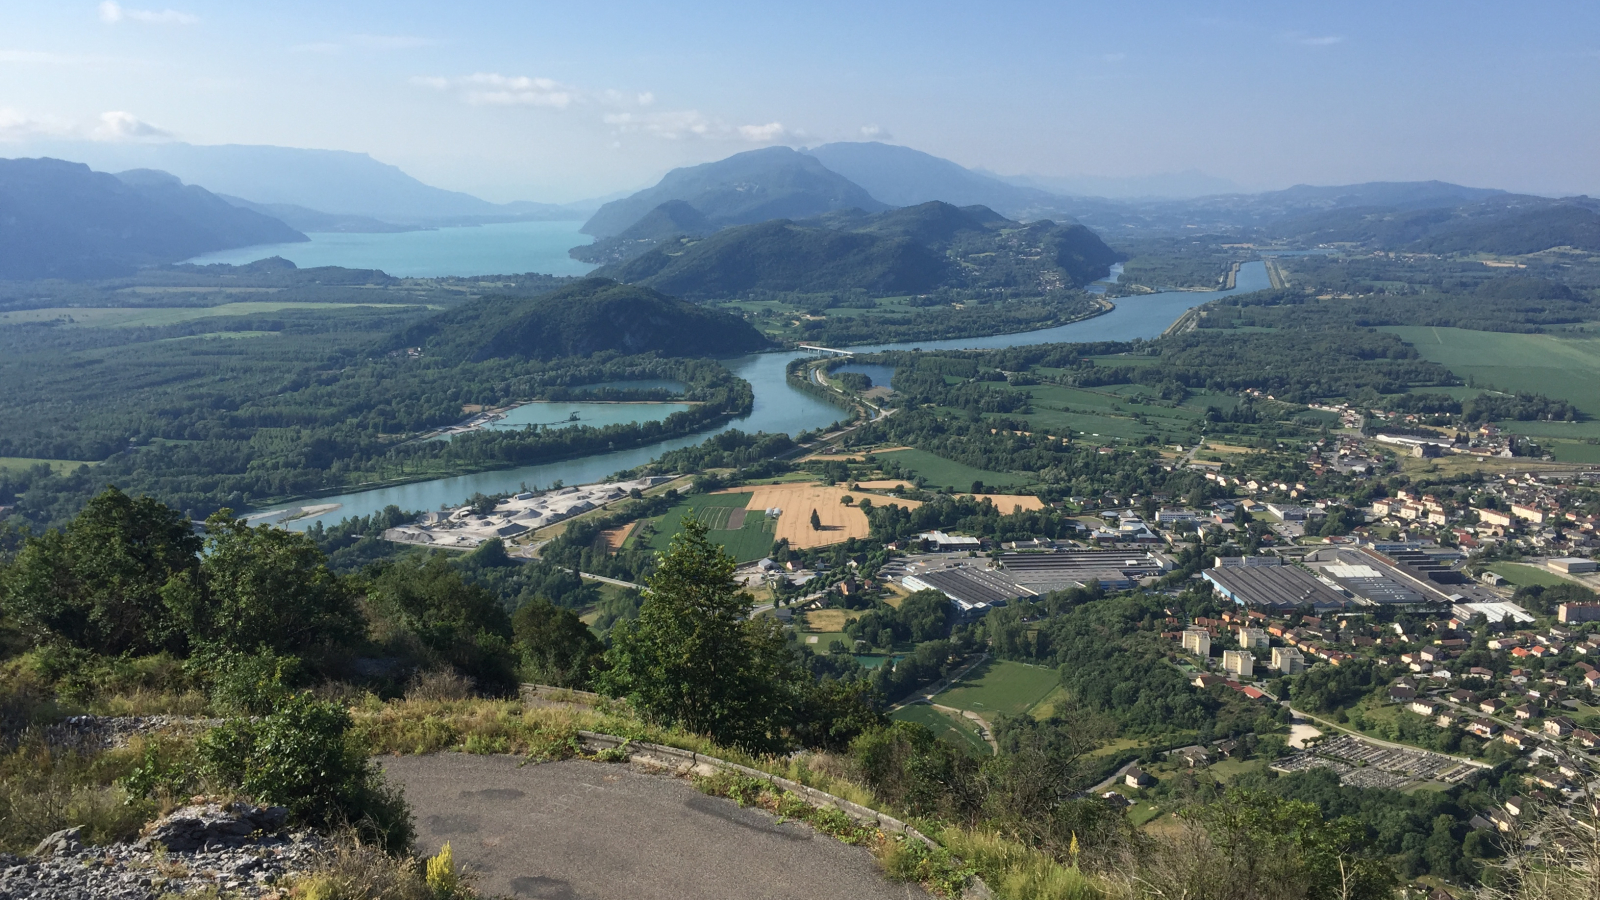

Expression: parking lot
xmin=1272 ymin=734 xmax=1480 ymax=789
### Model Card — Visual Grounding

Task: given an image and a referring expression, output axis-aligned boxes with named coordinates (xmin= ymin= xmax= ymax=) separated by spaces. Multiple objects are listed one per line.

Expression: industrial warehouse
xmin=1202 ymin=562 xmax=1350 ymax=612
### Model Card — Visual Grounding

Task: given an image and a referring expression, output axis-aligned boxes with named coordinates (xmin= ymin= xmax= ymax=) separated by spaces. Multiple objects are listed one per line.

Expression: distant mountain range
xmin=5 ymin=137 xmax=1591 ymax=284
xmin=8 ymin=140 xmax=594 ymax=228
xmin=0 ymin=159 xmax=306 ymax=280
xmin=581 ymin=146 xmax=887 ymax=238
xmin=593 ymin=201 xmax=1119 ymax=299
xmin=389 ymin=277 xmax=770 ymax=361
xmin=802 ymin=142 xmax=1064 ymax=215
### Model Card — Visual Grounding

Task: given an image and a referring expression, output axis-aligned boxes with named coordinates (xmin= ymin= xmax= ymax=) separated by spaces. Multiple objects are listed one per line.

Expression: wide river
xmin=268 ymin=260 xmax=1269 ymax=530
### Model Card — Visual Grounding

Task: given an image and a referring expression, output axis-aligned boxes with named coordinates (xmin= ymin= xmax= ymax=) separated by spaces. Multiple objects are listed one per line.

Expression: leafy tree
xmin=811 ymin=509 xmax=822 ymax=531
xmin=896 ymin=589 xmax=955 ymax=642
xmin=1 ymin=486 xmax=199 ymax=655
xmin=363 ymin=554 xmax=517 ymax=692
xmin=512 ymin=596 xmax=604 ymax=689
xmin=600 ymin=519 xmax=804 ymax=752
xmin=163 ymin=511 xmax=360 ymax=656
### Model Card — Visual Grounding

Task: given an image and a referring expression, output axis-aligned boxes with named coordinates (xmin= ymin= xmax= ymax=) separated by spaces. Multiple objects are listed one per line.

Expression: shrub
xmin=199 ymin=693 xmax=414 ymax=853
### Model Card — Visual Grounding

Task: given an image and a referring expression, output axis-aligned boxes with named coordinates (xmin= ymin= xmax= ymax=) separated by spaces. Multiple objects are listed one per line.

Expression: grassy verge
xmin=355 ymin=697 xmax=1105 ymax=900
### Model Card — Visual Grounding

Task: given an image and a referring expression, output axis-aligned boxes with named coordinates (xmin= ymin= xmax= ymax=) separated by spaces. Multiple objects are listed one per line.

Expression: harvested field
xmin=595 ymin=520 xmax=637 ymax=551
xmin=964 ymin=493 xmax=1045 ymax=512
xmin=855 ymin=480 xmax=914 ymax=491
xmin=729 ymin=483 xmax=921 ymax=550
xmin=801 ymin=609 xmax=858 ymax=632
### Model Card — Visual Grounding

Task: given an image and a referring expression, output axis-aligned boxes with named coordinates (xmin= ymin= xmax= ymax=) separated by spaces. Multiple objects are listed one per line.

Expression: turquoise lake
xmin=184 ymin=220 xmax=599 ymax=278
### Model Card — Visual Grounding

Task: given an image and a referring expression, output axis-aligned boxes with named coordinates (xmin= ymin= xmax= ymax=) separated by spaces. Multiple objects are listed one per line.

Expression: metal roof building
xmin=1203 ymin=565 xmax=1349 ymax=611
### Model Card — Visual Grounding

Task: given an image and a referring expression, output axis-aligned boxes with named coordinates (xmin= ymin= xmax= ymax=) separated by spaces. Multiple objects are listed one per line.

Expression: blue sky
xmin=2 ymin=0 xmax=1597 ymax=201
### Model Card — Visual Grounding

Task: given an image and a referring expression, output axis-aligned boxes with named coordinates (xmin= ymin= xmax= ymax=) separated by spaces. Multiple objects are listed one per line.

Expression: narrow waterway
xmin=270 ymin=261 xmax=1268 ymax=530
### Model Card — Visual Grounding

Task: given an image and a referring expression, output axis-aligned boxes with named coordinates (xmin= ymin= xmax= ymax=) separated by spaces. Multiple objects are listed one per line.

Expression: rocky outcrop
xmin=2 ymin=800 xmax=318 ymax=900
xmin=136 ymin=801 xmax=289 ymax=852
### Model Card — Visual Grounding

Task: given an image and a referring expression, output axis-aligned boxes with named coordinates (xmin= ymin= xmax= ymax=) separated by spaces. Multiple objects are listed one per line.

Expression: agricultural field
xmin=890 ymin=703 xmax=993 ymax=757
xmin=980 ymin=381 xmax=1240 ymax=447
xmin=737 ymin=482 xmax=920 ymax=550
xmin=935 ymin=659 xmax=1061 ymax=718
xmin=874 ymin=448 xmax=1027 ymax=491
xmin=0 ymin=457 xmax=92 ymax=474
xmin=641 ymin=491 xmax=776 ymax=561
xmin=1383 ymin=326 xmax=1600 ymax=418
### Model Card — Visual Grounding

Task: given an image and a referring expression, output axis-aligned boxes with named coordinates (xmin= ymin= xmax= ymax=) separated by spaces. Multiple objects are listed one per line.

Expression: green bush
xmin=199 ymin=693 xmax=414 ymax=853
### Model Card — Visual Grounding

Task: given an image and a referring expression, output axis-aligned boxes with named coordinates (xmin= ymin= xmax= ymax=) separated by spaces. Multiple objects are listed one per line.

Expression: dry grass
xmin=800 ymin=609 xmax=858 ymax=632
xmin=963 ymin=493 xmax=1045 ymax=512
xmin=288 ymin=837 xmax=434 ymax=900
xmin=854 ymin=480 xmax=915 ymax=491
xmin=728 ymin=483 xmax=921 ymax=549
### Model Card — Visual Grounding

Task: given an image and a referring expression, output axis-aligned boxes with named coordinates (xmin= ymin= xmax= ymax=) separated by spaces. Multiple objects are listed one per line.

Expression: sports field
xmin=935 ymin=659 xmax=1061 ymax=718
xmin=800 ymin=609 xmax=859 ymax=632
xmin=890 ymin=703 xmax=992 ymax=756
xmin=1485 ymin=562 xmax=1575 ymax=589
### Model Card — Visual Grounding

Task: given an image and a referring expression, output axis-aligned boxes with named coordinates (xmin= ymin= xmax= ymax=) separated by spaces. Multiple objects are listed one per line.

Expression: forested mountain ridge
xmin=569 ymin=199 xmax=717 ymax=265
xmin=389 ymin=277 xmax=772 ymax=361
xmin=1267 ymin=196 xmax=1600 ymax=253
xmin=0 ymin=158 xmax=307 ymax=279
xmin=580 ymin=146 xmax=887 ymax=238
xmin=593 ymin=201 xmax=1120 ymax=300
xmin=802 ymin=141 xmax=1065 ymax=215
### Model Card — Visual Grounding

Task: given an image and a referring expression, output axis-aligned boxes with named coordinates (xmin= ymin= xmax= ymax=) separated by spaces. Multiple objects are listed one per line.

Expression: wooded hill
xmin=592 ymin=201 xmax=1120 ymax=300
xmin=389 ymin=277 xmax=772 ymax=361
xmin=580 ymin=146 xmax=886 ymax=239
xmin=0 ymin=158 xmax=307 ymax=280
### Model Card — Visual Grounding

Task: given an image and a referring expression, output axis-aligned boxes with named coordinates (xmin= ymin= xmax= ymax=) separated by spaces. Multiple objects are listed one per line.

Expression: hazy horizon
xmin=3 ymin=1 xmax=1597 ymax=204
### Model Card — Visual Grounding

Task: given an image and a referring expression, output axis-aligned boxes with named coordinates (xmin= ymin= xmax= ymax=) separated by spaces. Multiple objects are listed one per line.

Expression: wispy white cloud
xmin=98 ymin=1 xmax=198 ymax=26
xmin=1101 ymin=52 xmax=1127 ymax=62
xmin=737 ymin=122 xmax=788 ymax=142
xmin=416 ymin=71 xmax=654 ymax=111
xmin=289 ymin=42 xmax=342 ymax=54
xmin=418 ymin=71 xmax=786 ymax=142
xmin=0 ymin=108 xmax=75 ymax=141
xmin=860 ymin=124 xmax=891 ymax=140
xmin=91 ymin=110 xmax=171 ymax=141
xmin=1281 ymin=31 xmax=1343 ymax=46
xmin=604 ymin=110 xmax=791 ymax=142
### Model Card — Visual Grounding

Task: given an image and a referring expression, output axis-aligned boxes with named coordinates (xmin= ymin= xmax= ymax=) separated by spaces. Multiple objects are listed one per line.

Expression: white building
xmin=1182 ymin=629 xmax=1211 ymax=658
xmin=1272 ymin=647 xmax=1306 ymax=675
xmin=1223 ymin=650 xmax=1254 ymax=679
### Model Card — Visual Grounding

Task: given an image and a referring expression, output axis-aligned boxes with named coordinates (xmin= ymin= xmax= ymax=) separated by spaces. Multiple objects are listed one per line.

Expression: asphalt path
xmin=381 ymin=754 xmax=929 ymax=900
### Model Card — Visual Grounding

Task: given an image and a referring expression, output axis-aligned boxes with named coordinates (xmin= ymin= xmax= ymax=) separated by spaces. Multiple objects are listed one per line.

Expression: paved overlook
xmin=381 ymin=755 xmax=930 ymax=900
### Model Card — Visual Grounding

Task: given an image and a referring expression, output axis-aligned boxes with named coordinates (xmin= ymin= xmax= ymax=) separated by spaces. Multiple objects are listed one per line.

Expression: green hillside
xmin=389 ymin=277 xmax=772 ymax=361
xmin=595 ymin=201 xmax=1119 ymax=300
